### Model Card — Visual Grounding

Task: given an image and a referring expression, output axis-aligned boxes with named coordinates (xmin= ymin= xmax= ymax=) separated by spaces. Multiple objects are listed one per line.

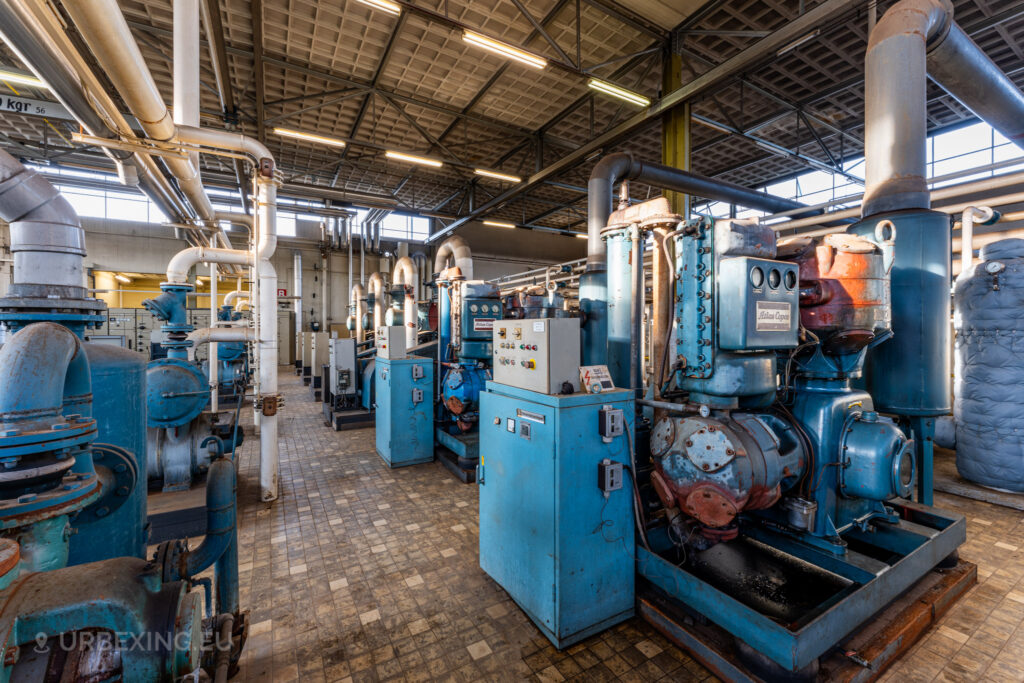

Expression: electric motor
xmin=649 ymin=412 xmax=805 ymax=529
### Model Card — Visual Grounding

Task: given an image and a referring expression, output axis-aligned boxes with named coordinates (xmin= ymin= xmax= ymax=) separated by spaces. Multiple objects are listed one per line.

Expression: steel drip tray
xmin=687 ymin=536 xmax=853 ymax=626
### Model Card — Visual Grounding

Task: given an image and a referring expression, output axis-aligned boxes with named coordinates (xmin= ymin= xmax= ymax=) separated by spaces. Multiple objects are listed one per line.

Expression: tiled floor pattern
xmin=226 ymin=370 xmax=1024 ymax=682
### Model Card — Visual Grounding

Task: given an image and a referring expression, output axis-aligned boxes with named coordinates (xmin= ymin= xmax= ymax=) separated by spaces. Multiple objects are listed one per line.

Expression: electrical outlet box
xmin=598 ymin=406 xmax=625 ymax=441
xmin=376 ymin=325 xmax=406 ymax=359
xmin=492 ymin=318 xmax=580 ymax=394
xmin=598 ymin=458 xmax=623 ymax=494
xmin=717 ymin=256 xmax=799 ymax=350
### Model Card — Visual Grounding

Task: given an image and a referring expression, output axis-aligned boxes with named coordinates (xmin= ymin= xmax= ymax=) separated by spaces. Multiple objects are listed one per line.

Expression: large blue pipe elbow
xmin=0 ymin=322 xmax=90 ymax=424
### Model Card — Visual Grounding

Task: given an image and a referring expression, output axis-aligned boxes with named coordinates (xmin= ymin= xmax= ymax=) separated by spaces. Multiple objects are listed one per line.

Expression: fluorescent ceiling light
xmin=695 ymin=118 xmax=733 ymax=135
xmin=575 ymin=233 xmax=588 ymax=239
xmin=274 ymin=127 xmax=347 ymax=148
xmin=483 ymin=220 xmax=517 ymax=229
xmin=385 ymin=150 xmax=442 ymax=168
xmin=356 ymin=0 xmax=401 ymax=15
xmin=776 ymin=29 xmax=820 ymax=57
xmin=114 ymin=273 xmax=132 ymax=284
xmin=463 ymin=31 xmax=546 ymax=69
xmin=0 ymin=69 xmax=47 ymax=89
xmin=474 ymin=168 xmax=521 ymax=183
xmin=587 ymin=79 xmax=650 ymax=107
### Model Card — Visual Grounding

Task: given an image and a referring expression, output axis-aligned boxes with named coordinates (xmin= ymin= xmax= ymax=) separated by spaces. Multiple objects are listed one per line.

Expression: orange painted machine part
xmin=778 ymin=234 xmax=890 ymax=337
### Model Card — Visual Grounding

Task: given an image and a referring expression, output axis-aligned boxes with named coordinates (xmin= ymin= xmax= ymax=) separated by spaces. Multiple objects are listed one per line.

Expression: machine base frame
xmin=322 ymin=402 xmax=374 ymax=431
xmin=637 ymin=500 xmax=966 ymax=673
xmin=435 ymin=429 xmax=478 ymax=483
xmin=639 ymin=559 xmax=976 ymax=682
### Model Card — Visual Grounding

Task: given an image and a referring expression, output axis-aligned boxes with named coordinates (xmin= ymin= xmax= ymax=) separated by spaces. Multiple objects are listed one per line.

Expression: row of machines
xmin=476 ymin=205 xmax=965 ymax=677
xmin=0 ymin=150 xmax=244 ymax=680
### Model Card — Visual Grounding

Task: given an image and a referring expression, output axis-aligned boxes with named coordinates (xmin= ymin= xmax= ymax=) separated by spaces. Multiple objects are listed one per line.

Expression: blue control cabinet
xmin=478 ymin=382 xmax=635 ymax=649
xmin=375 ymin=355 xmax=435 ymax=467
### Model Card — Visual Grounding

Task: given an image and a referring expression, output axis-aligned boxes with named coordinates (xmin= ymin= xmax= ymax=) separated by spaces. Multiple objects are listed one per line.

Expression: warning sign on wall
xmin=277 ymin=288 xmax=287 ymax=297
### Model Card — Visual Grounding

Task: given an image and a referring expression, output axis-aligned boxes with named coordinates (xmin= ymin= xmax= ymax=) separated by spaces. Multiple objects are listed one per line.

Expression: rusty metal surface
xmin=778 ymin=234 xmax=891 ymax=352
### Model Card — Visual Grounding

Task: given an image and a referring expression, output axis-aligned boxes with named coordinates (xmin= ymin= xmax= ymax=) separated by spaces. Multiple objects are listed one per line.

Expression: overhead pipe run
xmin=393 ymin=256 xmax=419 ymax=348
xmin=72 ymin=0 xmax=283 ymax=500
xmin=0 ymin=2 xmax=196 ymax=230
xmin=60 ymin=0 xmax=230 ymax=250
xmin=863 ymin=0 xmax=1024 ymax=216
xmin=586 ymin=153 xmax=810 ymax=271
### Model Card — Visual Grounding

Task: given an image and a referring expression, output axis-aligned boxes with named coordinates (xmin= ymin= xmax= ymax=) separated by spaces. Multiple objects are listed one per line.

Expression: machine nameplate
xmin=755 ymin=301 xmax=792 ymax=331
xmin=516 ymin=409 xmax=546 ymax=424
xmin=473 ymin=318 xmax=495 ymax=331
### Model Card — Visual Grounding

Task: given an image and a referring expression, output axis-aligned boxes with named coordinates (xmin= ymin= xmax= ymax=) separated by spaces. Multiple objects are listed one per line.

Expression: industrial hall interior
xmin=6 ymin=0 xmax=1024 ymax=681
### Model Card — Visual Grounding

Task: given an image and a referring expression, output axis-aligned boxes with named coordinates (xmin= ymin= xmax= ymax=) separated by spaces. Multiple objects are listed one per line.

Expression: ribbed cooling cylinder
xmin=850 ymin=210 xmax=951 ymax=415
xmin=953 ymin=238 xmax=1024 ymax=491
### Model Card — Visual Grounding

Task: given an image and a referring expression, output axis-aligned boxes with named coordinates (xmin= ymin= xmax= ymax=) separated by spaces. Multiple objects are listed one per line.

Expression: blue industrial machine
xmin=478 ymin=191 xmax=966 ymax=676
xmin=632 ymin=212 xmax=963 ymax=676
xmin=375 ymin=326 xmax=435 ymax=467
xmin=204 ymin=304 xmax=250 ymax=406
xmin=435 ymin=276 xmax=502 ymax=481
xmin=144 ymin=284 xmax=243 ymax=491
xmin=478 ymin=318 xmax=637 ymax=648
xmin=0 ymin=149 xmax=245 ymax=680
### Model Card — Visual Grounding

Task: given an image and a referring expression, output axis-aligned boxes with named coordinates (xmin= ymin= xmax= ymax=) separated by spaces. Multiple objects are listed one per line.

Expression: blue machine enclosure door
xmin=478 ymin=392 xmax=557 ymax=631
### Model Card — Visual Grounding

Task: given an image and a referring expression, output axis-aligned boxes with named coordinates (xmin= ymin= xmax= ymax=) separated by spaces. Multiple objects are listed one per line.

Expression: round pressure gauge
xmin=750 ymin=267 xmax=765 ymax=288
xmin=470 ymin=304 xmax=479 ymax=313
xmin=985 ymin=261 xmax=1006 ymax=275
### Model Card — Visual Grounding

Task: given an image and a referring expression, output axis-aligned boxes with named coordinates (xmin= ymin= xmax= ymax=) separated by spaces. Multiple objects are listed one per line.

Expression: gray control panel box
xmin=717 ymin=256 xmax=799 ymax=350
xmin=376 ymin=325 xmax=407 ymax=359
xmin=329 ymin=338 xmax=357 ymax=396
xmin=492 ymin=318 xmax=581 ymax=394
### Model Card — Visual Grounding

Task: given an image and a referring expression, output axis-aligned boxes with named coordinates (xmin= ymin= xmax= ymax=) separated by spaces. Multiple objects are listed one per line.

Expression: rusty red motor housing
xmin=649 ymin=412 xmax=805 ymax=530
xmin=777 ymin=233 xmax=891 ymax=354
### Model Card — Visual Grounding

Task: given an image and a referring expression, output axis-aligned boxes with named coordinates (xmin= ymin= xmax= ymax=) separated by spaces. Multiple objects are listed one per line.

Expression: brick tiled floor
xmin=229 ymin=370 xmax=1024 ymax=682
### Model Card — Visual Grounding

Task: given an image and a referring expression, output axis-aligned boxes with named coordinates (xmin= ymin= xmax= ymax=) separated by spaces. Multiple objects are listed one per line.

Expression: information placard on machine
xmin=579 ymin=365 xmax=615 ymax=394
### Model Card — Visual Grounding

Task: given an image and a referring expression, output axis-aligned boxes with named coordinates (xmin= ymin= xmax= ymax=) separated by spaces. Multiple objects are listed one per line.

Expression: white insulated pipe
xmin=368 ymin=272 xmax=386 ymax=334
xmin=173 ymin=0 xmax=200 ymax=169
xmin=350 ymin=284 xmax=366 ymax=341
xmin=293 ymin=251 xmax=302 ymax=333
xmin=392 ymin=256 xmax=418 ymax=348
xmin=167 ymin=247 xmax=253 ymax=283
xmin=186 ymin=326 xmax=254 ymax=361
xmin=959 ymin=206 xmax=995 ymax=278
xmin=209 ymin=263 xmax=219 ymax=412
xmin=433 ymin=235 xmax=473 ymax=280
xmin=224 ymin=290 xmax=249 ymax=308
xmin=61 ymin=0 xmax=224 ymax=244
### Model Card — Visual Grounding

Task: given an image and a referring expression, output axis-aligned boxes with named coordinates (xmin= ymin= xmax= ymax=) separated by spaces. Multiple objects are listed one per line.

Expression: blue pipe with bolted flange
xmin=0 ymin=322 xmax=91 ymax=425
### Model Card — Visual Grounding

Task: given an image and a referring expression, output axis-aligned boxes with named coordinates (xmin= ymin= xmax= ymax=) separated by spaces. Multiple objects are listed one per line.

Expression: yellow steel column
xmin=661 ymin=53 xmax=691 ymax=216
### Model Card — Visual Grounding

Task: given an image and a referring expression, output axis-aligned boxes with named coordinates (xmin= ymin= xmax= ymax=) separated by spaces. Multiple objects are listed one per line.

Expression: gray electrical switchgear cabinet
xmin=492 ymin=318 xmax=581 ymax=394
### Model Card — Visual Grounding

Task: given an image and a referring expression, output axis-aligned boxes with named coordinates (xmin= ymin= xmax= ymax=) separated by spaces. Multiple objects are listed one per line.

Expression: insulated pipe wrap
xmin=863 ymin=0 xmax=952 ymax=216
xmin=433 ymin=236 xmax=473 ymax=280
xmin=393 ymin=256 xmax=419 ymax=348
